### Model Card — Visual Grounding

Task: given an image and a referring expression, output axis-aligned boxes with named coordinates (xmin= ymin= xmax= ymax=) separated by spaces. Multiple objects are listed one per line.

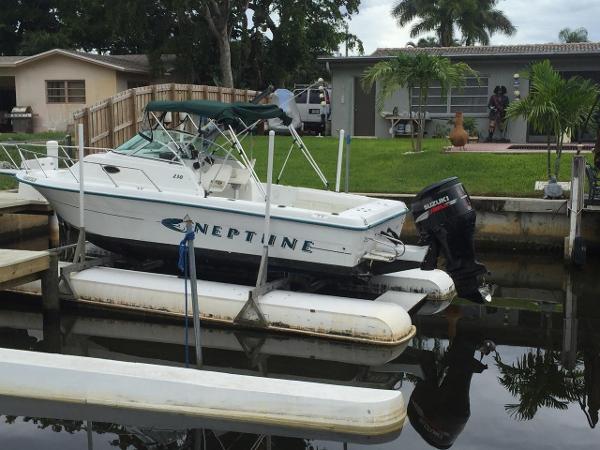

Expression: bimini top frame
xmin=141 ymin=99 xmax=329 ymax=191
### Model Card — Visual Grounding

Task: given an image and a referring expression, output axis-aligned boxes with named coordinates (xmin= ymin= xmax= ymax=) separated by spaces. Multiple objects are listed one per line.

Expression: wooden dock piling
xmin=0 ymin=249 xmax=59 ymax=312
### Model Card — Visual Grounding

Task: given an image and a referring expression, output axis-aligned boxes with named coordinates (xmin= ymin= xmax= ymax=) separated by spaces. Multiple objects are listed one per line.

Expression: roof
xmin=321 ymin=42 xmax=600 ymax=63
xmin=145 ymin=100 xmax=291 ymax=126
xmin=0 ymin=49 xmax=156 ymax=73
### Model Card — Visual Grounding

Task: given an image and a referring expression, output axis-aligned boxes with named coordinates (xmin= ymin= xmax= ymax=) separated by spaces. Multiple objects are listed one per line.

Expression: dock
xmin=0 ymin=191 xmax=52 ymax=215
xmin=0 ymin=347 xmax=407 ymax=437
xmin=0 ymin=249 xmax=58 ymax=310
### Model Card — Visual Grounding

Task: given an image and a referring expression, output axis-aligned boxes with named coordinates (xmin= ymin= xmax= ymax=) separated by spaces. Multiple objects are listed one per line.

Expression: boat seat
xmin=230 ymin=167 xmax=252 ymax=186
xmin=201 ymin=163 xmax=232 ymax=193
xmin=229 ymin=159 xmax=255 ymax=187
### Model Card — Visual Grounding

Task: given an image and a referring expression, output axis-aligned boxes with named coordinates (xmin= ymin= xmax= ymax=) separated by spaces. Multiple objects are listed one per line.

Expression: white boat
xmin=8 ymin=98 xmax=487 ymax=300
xmin=14 ymin=100 xmax=424 ymax=276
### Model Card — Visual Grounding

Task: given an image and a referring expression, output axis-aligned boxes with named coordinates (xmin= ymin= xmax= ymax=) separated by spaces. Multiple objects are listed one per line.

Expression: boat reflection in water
xmin=408 ymin=328 xmax=492 ymax=447
xmin=1 ymin=253 xmax=600 ymax=448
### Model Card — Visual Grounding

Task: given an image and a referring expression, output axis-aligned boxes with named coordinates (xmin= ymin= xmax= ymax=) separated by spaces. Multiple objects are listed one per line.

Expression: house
xmin=320 ymin=43 xmax=600 ymax=143
xmin=0 ymin=49 xmax=159 ymax=133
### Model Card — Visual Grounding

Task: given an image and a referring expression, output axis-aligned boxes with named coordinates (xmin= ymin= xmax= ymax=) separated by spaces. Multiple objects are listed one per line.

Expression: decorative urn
xmin=449 ymin=112 xmax=469 ymax=147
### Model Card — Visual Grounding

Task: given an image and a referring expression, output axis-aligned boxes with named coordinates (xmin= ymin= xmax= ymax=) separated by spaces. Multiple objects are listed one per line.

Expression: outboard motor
xmin=411 ymin=177 xmax=488 ymax=302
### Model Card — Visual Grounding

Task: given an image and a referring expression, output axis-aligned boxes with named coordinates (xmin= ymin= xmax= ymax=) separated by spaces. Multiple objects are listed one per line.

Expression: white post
xmin=567 ymin=155 xmax=585 ymax=264
xmin=256 ymin=130 xmax=275 ymax=287
xmin=335 ymin=129 xmax=345 ymax=192
xmin=73 ymin=124 xmax=86 ymax=263
xmin=46 ymin=140 xmax=59 ymax=170
xmin=78 ymin=124 xmax=85 ymax=229
xmin=47 ymin=140 xmax=60 ymax=247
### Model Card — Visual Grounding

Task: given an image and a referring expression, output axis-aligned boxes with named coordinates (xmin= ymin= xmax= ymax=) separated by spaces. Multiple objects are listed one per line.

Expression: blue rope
xmin=178 ymin=231 xmax=194 ymax=368
xmin=183 ymin=256 xmax=189 ymax=368
xmin=178 ymin=231 xmax=195 ymax=272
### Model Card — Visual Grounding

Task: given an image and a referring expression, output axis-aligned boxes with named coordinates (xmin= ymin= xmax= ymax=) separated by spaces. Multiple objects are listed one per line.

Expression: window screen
xmin=46 ymin=80 xmax=86 ymax=103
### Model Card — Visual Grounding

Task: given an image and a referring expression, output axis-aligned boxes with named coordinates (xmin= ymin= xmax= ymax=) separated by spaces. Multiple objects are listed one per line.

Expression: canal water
xmin=0 ymin=247 xmax=598 ymax=449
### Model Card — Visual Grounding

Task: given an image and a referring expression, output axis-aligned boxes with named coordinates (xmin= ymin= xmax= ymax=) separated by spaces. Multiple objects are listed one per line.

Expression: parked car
xmin=293 ymin=87 xmax=331 ymax=133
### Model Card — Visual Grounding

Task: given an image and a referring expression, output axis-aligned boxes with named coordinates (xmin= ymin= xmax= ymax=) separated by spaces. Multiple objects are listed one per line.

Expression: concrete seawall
xmin=0 ymin=214 xmax=48 ymax=245
xmin=3 ymin=191 xmax=599 ymax=255
xmin=364 ymin=194 xmax=600 ymax=254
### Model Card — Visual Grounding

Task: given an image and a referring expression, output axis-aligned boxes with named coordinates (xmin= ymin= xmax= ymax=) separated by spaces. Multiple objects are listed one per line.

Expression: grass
xmin=0 ymin=131 xmax=67 ymax=143
xmin=0 ymin=134 xmax=593 ymax=196
xmin=246 ymin=136 xmax=592 ymax=197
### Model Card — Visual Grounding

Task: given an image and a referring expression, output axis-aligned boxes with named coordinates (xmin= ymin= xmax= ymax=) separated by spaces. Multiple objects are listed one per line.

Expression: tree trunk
xmin=554 ymin=133 xmax=563 ymax=179
xmin=595 ymin=125 xmax=600 ymax=170
xmin=546 ymin=133 xmax=552 ymax=180
xmin=417 ymin=88 xmax=424 ymax=152
xmin=417 ymin=84 xmax=428 ymax=152
xmin=217 ymin=34 xmax=234 ymax=88
xmin=204 ymin=2 xmax=236 ymax=88
xmin=408 ymin=86 xmax=415 ymax=152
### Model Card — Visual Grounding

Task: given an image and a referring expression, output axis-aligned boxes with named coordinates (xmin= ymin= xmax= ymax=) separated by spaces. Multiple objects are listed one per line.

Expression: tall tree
xmin=392 ymin=0 xmax=515 ymax=47
xmin=559 ymin=27 xmax=589 ymax=43
xmin=203 ymin=0 xmax=249 ymax=87
xmin=457 ymin=0 xmax=516 ymax=46
xmin=247 ymin=0 xmax=362 ymax=87
xmin=362 ymin=52 xmax=477 ymax=152
xmin=0 ymin=0 xmax=66 ymax=55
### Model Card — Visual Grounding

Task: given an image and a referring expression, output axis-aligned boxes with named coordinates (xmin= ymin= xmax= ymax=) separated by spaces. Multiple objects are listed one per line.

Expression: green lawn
xmin=0 ymin=131 xmax=67 ymax=143
xmin=247 ymin=136 xmax=591 ymax=197
xmin=0 ymin=134 xmax=593 ymax=196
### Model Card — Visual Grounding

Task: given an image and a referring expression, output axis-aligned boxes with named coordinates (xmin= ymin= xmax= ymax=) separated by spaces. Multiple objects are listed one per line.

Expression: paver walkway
xmin=445 ymin=142 xmax=594 ymax=153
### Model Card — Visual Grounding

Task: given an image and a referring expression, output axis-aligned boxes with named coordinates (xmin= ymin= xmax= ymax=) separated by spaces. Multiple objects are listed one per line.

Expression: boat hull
xmin=31 ymin=183 xmax=407 ymax=274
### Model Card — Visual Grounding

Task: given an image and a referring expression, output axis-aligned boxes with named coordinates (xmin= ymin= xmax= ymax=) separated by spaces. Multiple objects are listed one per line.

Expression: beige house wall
xmin=14 ymin=54 xmax=118 ymax=132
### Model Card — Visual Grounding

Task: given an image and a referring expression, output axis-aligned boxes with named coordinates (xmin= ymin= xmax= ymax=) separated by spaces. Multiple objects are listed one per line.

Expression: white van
xmin=293 ymin=87 xmax=331 ymax=133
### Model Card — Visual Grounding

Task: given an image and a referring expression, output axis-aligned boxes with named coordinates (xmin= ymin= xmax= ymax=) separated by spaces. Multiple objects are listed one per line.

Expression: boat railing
xmin=0 ymin=142 xmax=192 ymax=194
xmin=0 ymin=142 xmax=110 ymax=170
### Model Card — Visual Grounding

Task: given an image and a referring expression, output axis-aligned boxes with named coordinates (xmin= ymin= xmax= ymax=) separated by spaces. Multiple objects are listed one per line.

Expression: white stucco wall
xmin=328 ymin=55 xmax=600 ymax=143
xmin=14 ymin=54 xmax=118 ymax=132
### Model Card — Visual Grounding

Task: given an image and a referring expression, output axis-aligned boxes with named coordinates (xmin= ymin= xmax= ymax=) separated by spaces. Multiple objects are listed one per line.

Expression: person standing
xmin=486 ymin=86 xmax=510 ymax=142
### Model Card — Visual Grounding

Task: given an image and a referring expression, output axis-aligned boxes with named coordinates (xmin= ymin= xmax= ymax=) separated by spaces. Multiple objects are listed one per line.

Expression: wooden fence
xmin=73 ymin=84 xmax=259 ymax=149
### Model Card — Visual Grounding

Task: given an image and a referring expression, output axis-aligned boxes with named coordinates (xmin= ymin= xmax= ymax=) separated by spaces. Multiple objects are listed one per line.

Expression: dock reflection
xmin=1 ymin=253 xmax=600 ymax=448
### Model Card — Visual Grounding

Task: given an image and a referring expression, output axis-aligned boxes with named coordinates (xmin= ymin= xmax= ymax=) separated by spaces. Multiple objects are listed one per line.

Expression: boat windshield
xmin=114 ymin=130 xmax=201 ymax=161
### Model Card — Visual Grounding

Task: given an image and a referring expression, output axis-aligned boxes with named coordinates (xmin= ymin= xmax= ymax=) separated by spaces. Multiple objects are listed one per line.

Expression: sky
xmin=348 ymin=0 xmax=600 ymax=55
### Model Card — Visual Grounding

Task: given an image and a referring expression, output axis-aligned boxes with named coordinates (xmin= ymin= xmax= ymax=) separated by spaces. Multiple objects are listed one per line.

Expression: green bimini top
xmin=145 ymin=100 xmax=291 ymax=125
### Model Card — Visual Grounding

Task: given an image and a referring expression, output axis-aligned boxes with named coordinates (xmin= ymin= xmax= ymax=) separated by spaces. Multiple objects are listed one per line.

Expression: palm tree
xmin=392 ymin=0 xmax=515 ymax=47
xmin=406 ymin=36 xmax=440 ymax=48
xmin=458 ymin=0 xmax=517 ymax=46
xmin=506 ymin=60 xmax=598 ymax=179
xmin=362 ymin=52 xmax=477 ymax=152
xmin=559 ymin=27 xmax=589 ymax=43
xmin=392 ymin=0 xmax=458 ymax=47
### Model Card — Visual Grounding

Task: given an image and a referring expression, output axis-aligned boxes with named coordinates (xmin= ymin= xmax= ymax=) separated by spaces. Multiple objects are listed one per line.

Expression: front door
xmin=353 ymin=77 xmax=375 ymax=136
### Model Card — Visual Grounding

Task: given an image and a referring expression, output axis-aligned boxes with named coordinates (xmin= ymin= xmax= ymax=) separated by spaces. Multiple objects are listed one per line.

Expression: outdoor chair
xmin=584 ymin=163 xmax=600 ymax=207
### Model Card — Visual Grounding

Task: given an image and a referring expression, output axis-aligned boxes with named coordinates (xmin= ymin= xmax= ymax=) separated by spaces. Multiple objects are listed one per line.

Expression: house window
xmin=46 ymin=80 xmax=86 ymax=104
xmin=411 ymin=76 xmax=489 ymax=115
